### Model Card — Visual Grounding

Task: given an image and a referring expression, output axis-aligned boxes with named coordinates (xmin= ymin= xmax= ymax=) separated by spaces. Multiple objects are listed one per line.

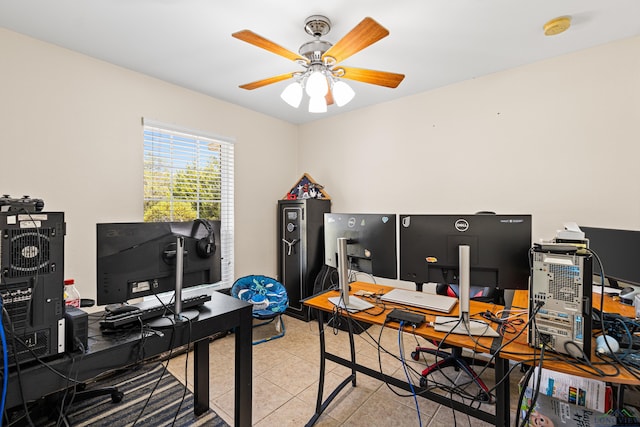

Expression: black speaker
xmin=64 ymin=306 xmax=88 ymax=352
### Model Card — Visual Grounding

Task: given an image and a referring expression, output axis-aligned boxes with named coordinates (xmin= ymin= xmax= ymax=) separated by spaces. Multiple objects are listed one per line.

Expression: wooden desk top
xmin=505 ymin=290 xmax=639 ymax=385
xmin=304 ymin=281 xmax=504 ymax=354
xmin=305 ymin=283 xmax=640 ymax=385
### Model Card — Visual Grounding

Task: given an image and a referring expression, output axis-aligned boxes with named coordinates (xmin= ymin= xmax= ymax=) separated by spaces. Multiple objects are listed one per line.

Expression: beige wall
xmin=298 ymin=36 xmax=640 ymax=288
xmin=0 ymin=28 xmax=299 ymax=301
xmin=2 ymin=27 xmax=639 ymax=298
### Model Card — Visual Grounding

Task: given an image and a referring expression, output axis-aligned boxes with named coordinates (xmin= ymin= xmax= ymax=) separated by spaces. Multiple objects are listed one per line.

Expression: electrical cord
xmin=586 ymin=249 xmax=640 ymax=381
xmin=374 ymin=319 xmax=432 ymax=399
xmin=0 ymin=297 xmax=8 ymax=427
xmin=518 ymin=343 xmax=546 ymax=427
xmin=55 ymin=339 xmax=86 ymax=427
xmin=131 ymin=317 xmax=178 ymax=426
xmin=479 ymin=310 xmax=524 ymax=335
xmin=2 ymin=307 xmax=35 ymax=427
xmin=397 ymin=321 xmax=422 ymax=427
xmin=171 ymin=317 xmax=193 ymax=427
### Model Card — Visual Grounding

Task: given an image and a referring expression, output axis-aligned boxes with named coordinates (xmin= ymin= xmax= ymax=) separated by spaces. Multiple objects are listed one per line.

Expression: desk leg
xmin=495 ymin=355 xmax=510 ymax=427
xmin=235 ymin=310 xmax=253 ymax=427
xmin=346 ymin=317 xmax=357 ymax=387
xmin=193 ymin=339 xmax=209 ymax=416
xmin=308 ymin=310 xmax=327 ymax=426
xmin=306 ymin=310 xmax=358 ymax=427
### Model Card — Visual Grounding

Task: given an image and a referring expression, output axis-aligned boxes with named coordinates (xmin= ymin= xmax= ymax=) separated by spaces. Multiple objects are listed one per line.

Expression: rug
xmin=29 ymin=362 xmax=229 ymax=427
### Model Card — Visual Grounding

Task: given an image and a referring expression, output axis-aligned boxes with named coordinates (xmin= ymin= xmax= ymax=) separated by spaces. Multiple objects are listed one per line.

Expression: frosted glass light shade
xmin=305 ymin=71 xmax=328 ymax=98
xmin=332 ymin=80 xmax=355 ymax=107
xmin=308 ymin=96 xmax=327 ymax=113
xmin=280 ymin=82 xmax=303 ymax=108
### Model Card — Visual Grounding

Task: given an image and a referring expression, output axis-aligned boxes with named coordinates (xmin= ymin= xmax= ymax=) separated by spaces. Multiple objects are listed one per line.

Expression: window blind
xmin=142 ymin=118 xmax=234 ymax=289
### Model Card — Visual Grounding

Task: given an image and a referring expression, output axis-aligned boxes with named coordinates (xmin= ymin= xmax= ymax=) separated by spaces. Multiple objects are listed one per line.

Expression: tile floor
xmin=167 ymin=313 xmax=527 ymax=426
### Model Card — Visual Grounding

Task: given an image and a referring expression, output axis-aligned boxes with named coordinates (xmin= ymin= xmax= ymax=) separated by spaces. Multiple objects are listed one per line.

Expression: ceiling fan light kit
xmin=280 ymin=81 xmax=303 ymax=108
xmin=309 ymin=95 xmax=328 ymax=113
xmin=233 ymin=15 xmax=405 ymax=114
xmin=332 ymin=80 xmax=355 ymax=107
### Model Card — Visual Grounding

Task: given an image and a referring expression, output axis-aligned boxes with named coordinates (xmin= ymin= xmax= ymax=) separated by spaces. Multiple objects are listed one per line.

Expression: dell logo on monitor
xmin=455 ymin=219 xmax=470 ymax=232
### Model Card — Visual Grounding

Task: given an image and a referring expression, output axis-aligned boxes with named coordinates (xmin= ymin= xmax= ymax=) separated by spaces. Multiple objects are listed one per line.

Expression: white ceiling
xmin=2 ymin=0 xmax=640 ymax=125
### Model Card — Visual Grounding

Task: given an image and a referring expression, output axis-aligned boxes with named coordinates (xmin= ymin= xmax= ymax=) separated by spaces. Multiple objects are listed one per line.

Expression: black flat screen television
xmin=399 ymin=214 xmax=532 ymax=292
xmin=324 ymin=213 xmax=397 ymax=280
xmin=96 ymin=220 xmax=221 ymax=306
xmin=580 ymin=226 xmax=640 ymax=287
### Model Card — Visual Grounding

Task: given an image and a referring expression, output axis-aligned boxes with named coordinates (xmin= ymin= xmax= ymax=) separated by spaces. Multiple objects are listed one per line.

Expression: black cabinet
xmin=277 ymin=199 xmax=331 ymax=320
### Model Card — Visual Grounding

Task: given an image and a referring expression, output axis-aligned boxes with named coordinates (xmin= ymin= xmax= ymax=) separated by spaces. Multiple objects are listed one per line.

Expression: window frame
xmin=142 ymin=118 xmax=234 ymax=289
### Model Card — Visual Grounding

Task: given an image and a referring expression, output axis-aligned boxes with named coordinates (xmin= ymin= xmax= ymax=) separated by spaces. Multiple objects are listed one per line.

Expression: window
xmin=142 ymin=119 xmax=234 ymax=288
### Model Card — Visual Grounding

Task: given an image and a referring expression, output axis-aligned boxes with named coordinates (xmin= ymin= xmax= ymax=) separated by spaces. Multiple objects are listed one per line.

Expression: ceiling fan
xmin=232 ymin=15 xmax=405 ymax=112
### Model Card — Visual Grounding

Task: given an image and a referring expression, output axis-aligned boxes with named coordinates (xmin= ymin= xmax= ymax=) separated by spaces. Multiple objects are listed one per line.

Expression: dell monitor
xmin=399 ymin=214 xmax=532 ymax=301
xmin=324 ymin=213 xmax=397 ymax=280
xmin=580 ymin=226 xmax=640 ymax=287
xmin=96 ymin=220 xmax=221 ymax=315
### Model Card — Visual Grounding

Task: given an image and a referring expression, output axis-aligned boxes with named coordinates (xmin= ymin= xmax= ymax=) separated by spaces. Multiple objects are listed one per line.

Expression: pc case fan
xmin=5 ymin=228 xmax=54 ymax=277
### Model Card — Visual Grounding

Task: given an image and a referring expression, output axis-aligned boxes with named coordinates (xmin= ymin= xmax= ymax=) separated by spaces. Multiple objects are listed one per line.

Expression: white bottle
xmin=64 ymin=279 xmax=81 ymax=308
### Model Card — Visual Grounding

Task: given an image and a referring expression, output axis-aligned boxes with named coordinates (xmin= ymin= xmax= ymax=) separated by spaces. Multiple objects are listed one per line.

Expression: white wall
xmin=0 ymin=28 xmax=299 ymax=301
xmin=298 ymin=36 xmax=640 ymax=288
xmin=3 ymin=28 xmax=639 ymax=298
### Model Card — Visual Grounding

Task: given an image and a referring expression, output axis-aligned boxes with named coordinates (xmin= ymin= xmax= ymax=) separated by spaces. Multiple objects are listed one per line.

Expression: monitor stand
xmin=148 ymin=236 xmax=199 ymax=328
xmin=433 ymin=245 xmax=498 ymax=337
xmin=328 ymin=237 xmax=373 ymax=312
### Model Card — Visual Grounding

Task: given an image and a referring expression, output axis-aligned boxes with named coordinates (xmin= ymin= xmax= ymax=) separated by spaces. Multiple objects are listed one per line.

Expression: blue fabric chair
xmin=231 ymin=275 xmax=289 ymax=345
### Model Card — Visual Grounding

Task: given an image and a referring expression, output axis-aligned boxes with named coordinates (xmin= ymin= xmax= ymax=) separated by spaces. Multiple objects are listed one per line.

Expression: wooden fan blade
xmin=338 ymin=66 xmax=405 ymax=88
xmin=239 ymin=72 xmax=297 ymax=90
xmin=322 ymin=17 xmax=389 ymax=64
xmin=325 ymin=87 xmax=335 ymax=106
xmin=232 ymin=30 xmax=308 ymax=63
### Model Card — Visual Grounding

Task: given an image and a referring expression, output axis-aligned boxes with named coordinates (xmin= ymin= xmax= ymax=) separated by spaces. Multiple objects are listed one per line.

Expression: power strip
xmin=386 ymin=308 xmax=425 ymax=327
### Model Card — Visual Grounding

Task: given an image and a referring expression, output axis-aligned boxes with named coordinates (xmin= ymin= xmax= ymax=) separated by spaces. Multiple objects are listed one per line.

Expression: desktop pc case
xmin=0 ymin=212 xmax=66 ymax=366
xmin=528 ymin=247 xmax=592 ymax=359
xmin=277 ymin=199 xmax=331 ymax=321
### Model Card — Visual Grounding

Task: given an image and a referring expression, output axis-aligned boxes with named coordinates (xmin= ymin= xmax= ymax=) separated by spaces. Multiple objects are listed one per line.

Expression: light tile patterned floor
xmin=167 ymin=313 xmax=526 ymax=426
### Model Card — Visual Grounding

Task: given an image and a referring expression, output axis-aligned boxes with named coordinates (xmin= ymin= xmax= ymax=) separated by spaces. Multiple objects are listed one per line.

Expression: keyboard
xmin=100 ymin=294 xmax=211 ymax=330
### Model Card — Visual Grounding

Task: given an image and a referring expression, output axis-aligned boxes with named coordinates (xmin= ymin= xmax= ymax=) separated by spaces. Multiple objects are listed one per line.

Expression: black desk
xmin=7 ymin=291 xmax=253 ymax=427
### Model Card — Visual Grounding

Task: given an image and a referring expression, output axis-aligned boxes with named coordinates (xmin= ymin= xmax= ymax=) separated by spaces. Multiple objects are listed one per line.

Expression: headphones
xmin=194 ymin=219 xmax=216 ymax=258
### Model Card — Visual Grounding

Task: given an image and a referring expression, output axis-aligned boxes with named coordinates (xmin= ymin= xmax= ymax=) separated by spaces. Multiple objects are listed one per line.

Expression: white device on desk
xmin=380 ymin=288 xmax=457 ymax=313
xmin=432 ymin=245 xmax=500 ymax=338
xmin=328 ymin=237 xmax=374 ymax=312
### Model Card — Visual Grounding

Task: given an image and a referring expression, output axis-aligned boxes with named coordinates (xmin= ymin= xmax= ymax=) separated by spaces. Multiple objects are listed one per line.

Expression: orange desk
xmin=505 ymin=290 xmax=640 ymax=385
xmin=304 ymin=283 xmax=639 ymax=427
xmin=303 ymin=281 xmax=511 ymax=427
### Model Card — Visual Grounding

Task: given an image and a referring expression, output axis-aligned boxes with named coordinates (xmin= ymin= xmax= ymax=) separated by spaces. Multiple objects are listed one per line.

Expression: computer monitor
xmin=399 ymin=214 xmax=532 ymax=296
xmin=580 ymin=226 xmax=640 ymax=287
xmin=96 ymin=220 xmax=221 ymax=306
xmin=324 ymin=213 xmax=397 ymax=280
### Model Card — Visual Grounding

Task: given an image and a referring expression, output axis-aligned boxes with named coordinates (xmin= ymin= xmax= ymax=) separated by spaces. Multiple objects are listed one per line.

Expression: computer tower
xmin=528 ymin=247 xmax=592 ymax=359
xmin=277 ymin=199 xmax=331 ymax=321
xmin=0 ymin=212 xmax=66 ymax=366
